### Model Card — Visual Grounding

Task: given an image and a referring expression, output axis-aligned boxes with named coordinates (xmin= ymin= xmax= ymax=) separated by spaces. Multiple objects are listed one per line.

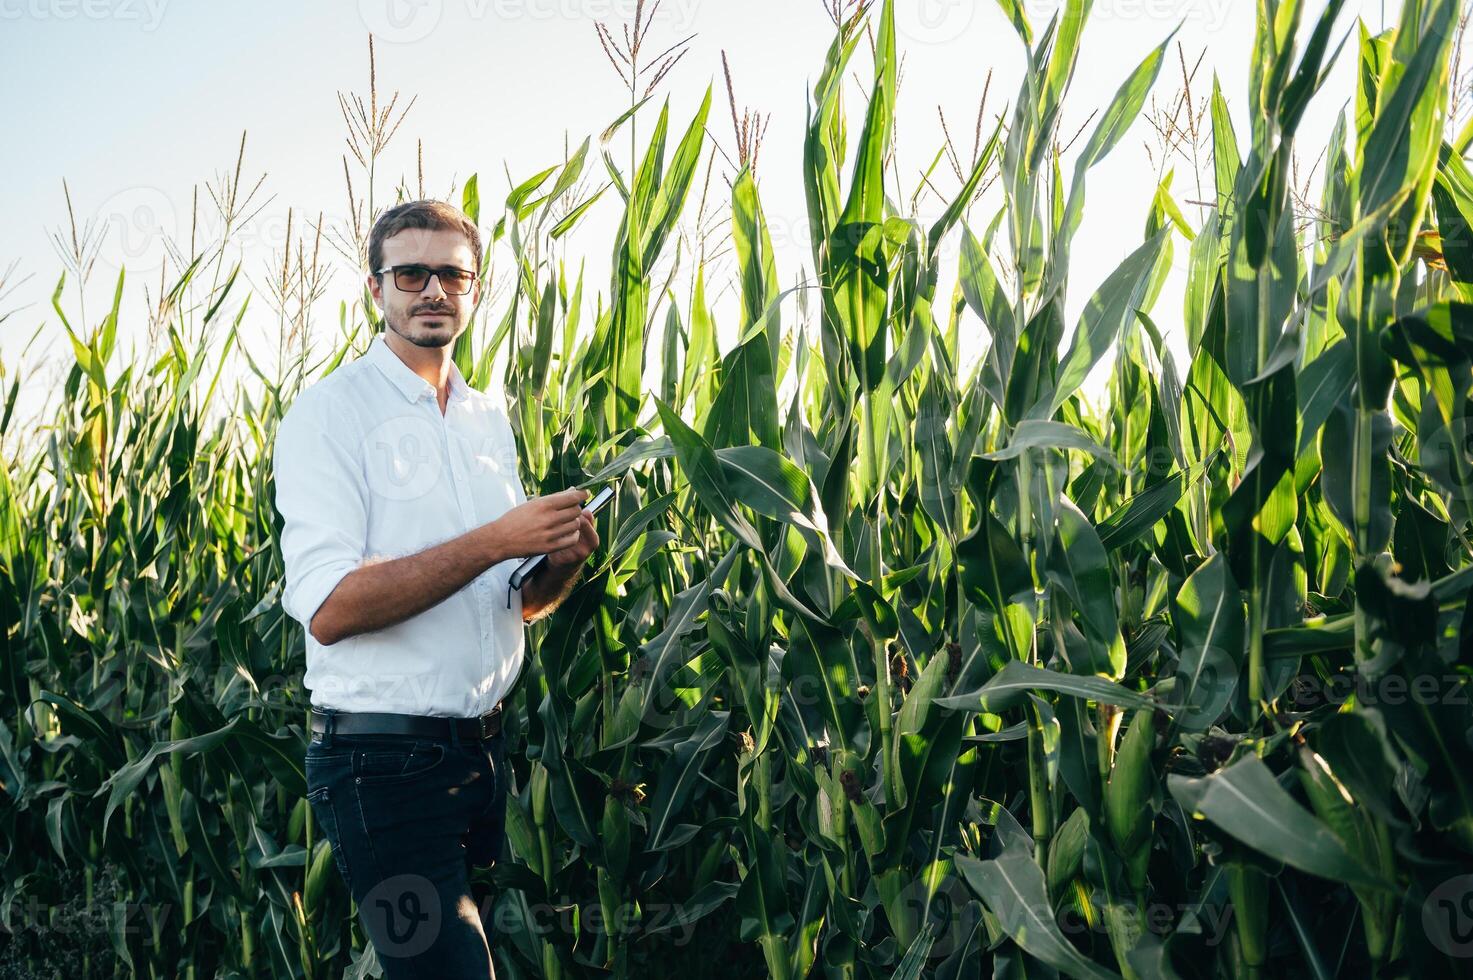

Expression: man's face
xmin=367 ymin=227 xmax=480 ymax=349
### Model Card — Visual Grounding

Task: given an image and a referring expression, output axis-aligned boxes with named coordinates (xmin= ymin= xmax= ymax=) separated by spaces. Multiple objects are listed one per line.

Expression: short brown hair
xmin=367 ymin=199 xmax=482 ymax=277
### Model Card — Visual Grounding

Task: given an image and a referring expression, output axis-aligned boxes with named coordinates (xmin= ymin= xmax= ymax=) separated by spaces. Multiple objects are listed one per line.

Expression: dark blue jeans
xmin=305 ymin=716 xmax=508 ymax=979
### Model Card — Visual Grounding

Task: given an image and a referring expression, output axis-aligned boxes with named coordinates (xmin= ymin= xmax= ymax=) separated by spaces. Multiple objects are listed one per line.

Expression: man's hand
xmin=545 ymin=508 xmax=599 ymax=570
xmin=489 ymin=487 xmax=589 ymax=560
xmin=521 ymin=500 xmax=600 ymax=622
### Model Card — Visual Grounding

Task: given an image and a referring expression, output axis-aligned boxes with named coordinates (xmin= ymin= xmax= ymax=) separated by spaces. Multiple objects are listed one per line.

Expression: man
xmin=272 ymin=199 xmax=596 ymax=978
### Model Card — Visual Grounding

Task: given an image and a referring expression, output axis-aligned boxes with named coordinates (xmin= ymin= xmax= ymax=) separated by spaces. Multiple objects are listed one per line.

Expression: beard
xmin=386 ymin=307 xmax=460 ymax=348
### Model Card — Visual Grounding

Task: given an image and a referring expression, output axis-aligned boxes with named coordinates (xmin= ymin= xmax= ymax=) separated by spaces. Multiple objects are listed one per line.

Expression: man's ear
xmin=366 ymin=273 xmax=383 ymax=307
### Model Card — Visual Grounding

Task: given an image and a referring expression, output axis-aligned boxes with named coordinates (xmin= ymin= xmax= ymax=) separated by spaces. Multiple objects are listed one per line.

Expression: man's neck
xmin=384 ymin=329 xmax=454 ymax=411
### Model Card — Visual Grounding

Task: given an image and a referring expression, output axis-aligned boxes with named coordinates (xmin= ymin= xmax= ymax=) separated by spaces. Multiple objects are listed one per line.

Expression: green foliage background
xmin=3 ymin=1 xmax=1473 ymax=978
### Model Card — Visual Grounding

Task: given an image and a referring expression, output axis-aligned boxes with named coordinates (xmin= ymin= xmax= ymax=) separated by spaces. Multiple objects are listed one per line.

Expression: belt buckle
xmin=478 ymin=706 xmax=499 ymax=740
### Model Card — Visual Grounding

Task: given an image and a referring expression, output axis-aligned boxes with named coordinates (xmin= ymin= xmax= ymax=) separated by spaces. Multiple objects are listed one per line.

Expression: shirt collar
xmin=367 ymin=331 xmax=470 ymax=404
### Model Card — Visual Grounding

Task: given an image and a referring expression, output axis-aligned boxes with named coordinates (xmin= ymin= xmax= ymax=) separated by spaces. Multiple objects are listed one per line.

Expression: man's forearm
xmin=309 ymin=522 xmax=505 ymax=646
xmin=521 ymin=562 xmax=584 ymax=622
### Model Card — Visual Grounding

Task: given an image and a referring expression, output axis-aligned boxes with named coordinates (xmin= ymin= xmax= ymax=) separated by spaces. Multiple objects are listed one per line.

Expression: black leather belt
xmin=310 ymin=703 xmax=503 ymax=741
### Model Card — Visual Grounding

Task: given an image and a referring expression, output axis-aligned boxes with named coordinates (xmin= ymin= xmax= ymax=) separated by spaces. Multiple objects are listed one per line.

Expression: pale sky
xmin=0 ymin=0 xmax=1408 ymax=431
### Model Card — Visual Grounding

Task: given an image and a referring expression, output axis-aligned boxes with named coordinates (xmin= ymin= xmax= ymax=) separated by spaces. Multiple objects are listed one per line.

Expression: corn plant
xmin=3 ymin=1 xmax=1472 ymax=978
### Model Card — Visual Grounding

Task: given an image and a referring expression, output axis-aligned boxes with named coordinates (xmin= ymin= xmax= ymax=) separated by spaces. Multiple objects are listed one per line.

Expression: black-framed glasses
xmin=374 ymin=264 xmax=477 ymax=295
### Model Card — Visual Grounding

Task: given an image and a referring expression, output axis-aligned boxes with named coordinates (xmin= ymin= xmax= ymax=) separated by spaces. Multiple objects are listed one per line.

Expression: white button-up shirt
xmin=272 ymin=331 xmax=527 ymax=717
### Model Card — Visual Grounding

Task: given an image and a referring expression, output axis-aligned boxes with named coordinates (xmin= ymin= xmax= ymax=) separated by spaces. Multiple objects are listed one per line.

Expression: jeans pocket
xmin=467 ymin=736 xmax=509 ymax=868
xmin=354 ymin=740 xmax=448 ymax=785
xmin=306 ymin=785 xmax=352 ymax=886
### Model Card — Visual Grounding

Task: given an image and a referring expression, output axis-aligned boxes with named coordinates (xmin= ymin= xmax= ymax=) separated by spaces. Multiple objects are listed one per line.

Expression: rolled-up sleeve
xmin=272 ymin=392 xmax=367 ymax=637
